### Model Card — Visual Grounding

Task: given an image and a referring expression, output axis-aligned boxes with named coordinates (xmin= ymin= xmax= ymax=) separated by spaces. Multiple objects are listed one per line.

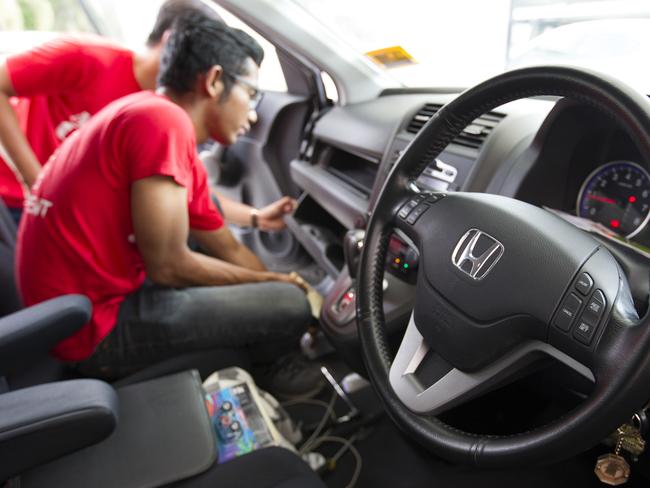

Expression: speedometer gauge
xmin=577 ymin=161 xmax=650 ymax=238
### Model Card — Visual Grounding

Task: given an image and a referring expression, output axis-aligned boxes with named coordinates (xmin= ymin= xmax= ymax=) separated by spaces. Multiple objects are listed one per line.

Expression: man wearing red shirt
xmin=0 ymin=0 xmax=294 ymax=231
xmin=0 ymin=1 xmax=211 ymax=213
xmin=16 ymin=15 xmax=319 ymax=396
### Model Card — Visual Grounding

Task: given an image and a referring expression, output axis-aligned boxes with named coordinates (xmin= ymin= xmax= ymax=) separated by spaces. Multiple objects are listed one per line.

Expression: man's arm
xmin=214 ymin=190 xmax=296 ymax=231
xmin=132 ymin=175 xmax=303 ymax=289
xmin=190 ymin=226 xmax=266 ymax=271
xmin=0 ymin=63 xmax=41 ymax=187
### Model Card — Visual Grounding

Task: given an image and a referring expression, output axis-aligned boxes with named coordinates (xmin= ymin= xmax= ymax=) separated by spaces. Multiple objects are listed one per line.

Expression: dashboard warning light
xmin=610 ymin=219 xmax=621 ymax=229
xmin=629 ymin=196 xmax=637 ymax=203
xmin=395 ymin=258 xmax=401 ymax=264
xmin=403 ymin=263 xmax=409 ymax=269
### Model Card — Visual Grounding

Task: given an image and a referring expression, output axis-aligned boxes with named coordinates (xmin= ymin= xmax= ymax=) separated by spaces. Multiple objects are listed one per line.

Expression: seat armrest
xmin=0 ymin=295 xmax=91 ymax=375
xmin=21 ymin=371 xmax=215 ymax=488
xmin=0 ymin=379 xmax=118 ymax=481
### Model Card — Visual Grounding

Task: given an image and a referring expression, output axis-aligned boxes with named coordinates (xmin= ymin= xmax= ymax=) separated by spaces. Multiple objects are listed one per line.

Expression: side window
xmin=0 ymin=0 xmax=96 ymax=32
xmin=211 ymin=5 xmax=288 ymax=93
xmin=0 ymin=0 xmax=288 ymax=93
xmin=0 ymin=0 xmax=99 ymax=57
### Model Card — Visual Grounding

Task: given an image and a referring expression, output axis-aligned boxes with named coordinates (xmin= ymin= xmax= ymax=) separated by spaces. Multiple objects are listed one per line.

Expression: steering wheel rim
xmin=357 ymin=65 xmax=650 ymax=467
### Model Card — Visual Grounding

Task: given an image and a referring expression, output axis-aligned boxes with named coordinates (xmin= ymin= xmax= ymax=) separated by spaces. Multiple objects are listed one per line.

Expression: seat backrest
xmin=0 ymin=199 xmax=22 ymax=317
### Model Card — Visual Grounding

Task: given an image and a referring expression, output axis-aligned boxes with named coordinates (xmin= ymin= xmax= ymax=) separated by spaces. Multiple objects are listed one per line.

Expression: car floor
xmin=284 ymin=355 xmax=650 ymax=488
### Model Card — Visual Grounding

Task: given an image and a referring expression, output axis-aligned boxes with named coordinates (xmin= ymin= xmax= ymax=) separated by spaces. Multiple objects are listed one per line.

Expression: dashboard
xmin=290 ymin=90 xmax=650 ymax=261
xmin=284 ymin=88 xmax=650 ymax=362
xmin=513 ymin=100 xmax=650 ymax=256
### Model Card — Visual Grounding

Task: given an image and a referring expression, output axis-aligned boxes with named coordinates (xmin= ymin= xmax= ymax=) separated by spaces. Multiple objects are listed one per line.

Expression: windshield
xmin=291 ymin=0 xmax=650 ymax=92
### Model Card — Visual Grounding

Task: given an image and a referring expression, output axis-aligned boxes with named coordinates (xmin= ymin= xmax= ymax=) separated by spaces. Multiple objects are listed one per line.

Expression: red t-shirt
xmin=16 ymin=91 xmax=223 ymax=361
xmin=0 ymin=35 xmax=142 ymax=208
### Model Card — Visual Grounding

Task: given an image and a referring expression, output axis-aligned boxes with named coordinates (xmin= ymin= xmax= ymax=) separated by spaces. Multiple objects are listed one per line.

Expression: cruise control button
xmin=398 ymin=199 xmax=419 ymax=219
xmin=573 ymin=320 xmax=598 ymax=345
xmin=582 ymin=290 xmax=606 ymax=326
xmin=406 ymin=204 xmax=429 ymax=224
xmin=575 ymin=272 xmax=594 ymax=296
xmin=554 ymin=293 xmax=582 ymax=332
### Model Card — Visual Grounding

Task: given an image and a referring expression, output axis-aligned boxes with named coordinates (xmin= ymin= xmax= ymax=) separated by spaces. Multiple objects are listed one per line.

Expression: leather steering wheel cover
xmin=357 ymin=66 xmax=650 ymax=467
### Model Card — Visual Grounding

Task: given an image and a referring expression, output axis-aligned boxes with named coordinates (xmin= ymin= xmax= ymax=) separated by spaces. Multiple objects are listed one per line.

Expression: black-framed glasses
xmin=226 ymin=73 xmax=263 ymax=110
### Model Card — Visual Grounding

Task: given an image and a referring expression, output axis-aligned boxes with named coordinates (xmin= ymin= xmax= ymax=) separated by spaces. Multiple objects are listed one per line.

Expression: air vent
xmin=406 ymin=104 xmax=505 ymax=150
xmin=406 ymin=103 xmax=442 ymax=133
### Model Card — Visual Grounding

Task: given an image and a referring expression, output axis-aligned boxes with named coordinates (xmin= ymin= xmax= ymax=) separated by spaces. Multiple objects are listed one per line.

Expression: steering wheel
xmin=357 ymin=66 xmax=650 ymax=467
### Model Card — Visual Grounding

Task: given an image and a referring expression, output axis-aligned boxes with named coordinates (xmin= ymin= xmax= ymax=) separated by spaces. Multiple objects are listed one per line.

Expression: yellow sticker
xmin=366 ymin=46 xmax=417 ymax=68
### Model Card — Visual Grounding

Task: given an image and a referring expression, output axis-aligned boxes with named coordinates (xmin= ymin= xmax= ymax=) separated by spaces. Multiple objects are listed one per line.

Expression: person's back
xmin=0 ymin=36 xmax=142 ymax=211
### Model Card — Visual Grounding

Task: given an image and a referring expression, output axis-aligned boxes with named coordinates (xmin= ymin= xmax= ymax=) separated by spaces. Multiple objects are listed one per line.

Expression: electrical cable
xmin=307 ymin=435 xmax=362 ymax=488
xmin=288 ymin=391 xmax=364 ymax=486
xmin=299 ymin=390 xmax=337 ymax=454
xmin=331 ymin=433 xmax=358 ymax=463
xmin=281 ymin=398 xmax=338 ymax=421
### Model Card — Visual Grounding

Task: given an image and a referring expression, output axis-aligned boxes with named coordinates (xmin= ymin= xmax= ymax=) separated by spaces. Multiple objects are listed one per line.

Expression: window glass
xmin=0 ymin=0 xmax=98 ymax=56
xmin=291 ymin=0 xmax=650 ymax=91
xmin=0 ymin=0 xmax=95 ymax=32
xmin=0 ymin=0 xmax=288 ymax=92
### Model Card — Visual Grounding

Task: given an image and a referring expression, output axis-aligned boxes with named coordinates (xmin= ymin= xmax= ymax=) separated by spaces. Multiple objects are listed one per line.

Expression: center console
xmin=287 ymin=155 xmax=471 ymax=373
xmin=285 ymin=176 xmax=421 ymax=373
xmin=320 ymin=267 xmax=416 ymax=374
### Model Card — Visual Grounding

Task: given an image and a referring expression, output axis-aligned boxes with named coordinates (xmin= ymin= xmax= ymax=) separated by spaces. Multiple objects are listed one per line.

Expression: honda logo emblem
xmin=452 ymin=229 xmax=504 ymax=280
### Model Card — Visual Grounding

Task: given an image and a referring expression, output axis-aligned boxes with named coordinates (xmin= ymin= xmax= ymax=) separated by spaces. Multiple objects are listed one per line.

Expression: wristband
xmin=250 ymin=208 xmax=259 ymax=228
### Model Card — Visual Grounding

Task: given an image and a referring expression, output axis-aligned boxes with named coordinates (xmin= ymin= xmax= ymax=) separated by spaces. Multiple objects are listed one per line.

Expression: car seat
xmin=0 ymin=295 xmax=325 ymax=487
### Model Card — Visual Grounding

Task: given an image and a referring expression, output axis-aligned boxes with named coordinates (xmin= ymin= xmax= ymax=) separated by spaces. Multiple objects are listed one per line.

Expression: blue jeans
xmin=78 ymin=281 xmax=312 ymax=379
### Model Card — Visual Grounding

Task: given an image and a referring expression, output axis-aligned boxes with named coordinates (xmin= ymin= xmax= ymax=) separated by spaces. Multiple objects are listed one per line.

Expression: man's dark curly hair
xmin=146 ymin=0 xmax=222 ymax=47
xmin=157 ymin=13 xmax=264 ymax=97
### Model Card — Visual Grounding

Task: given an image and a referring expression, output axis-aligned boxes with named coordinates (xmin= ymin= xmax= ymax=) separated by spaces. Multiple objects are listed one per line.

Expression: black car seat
xmin=0 ymin=295 xmax=325 ymax=488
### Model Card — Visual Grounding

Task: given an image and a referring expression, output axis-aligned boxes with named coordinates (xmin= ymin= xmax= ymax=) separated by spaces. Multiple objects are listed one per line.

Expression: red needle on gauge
xmin=587 ymin=194 xmax=616 ymax=204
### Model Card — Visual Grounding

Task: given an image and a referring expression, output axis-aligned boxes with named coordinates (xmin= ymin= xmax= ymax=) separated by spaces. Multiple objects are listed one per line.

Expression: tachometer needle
xmin=587 ymin=194 xmax=616 ymax=204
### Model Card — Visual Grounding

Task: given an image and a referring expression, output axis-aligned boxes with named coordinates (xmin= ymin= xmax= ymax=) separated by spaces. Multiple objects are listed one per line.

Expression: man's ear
xmin=206 ymin=65 xmax=224 ymax=99
xmin=160 ymin=29 xmax=172 ymax=46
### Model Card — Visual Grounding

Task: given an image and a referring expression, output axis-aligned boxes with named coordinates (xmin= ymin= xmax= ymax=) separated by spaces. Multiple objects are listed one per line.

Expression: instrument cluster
xmin=576 ymin=161 xmax=650 ymax=240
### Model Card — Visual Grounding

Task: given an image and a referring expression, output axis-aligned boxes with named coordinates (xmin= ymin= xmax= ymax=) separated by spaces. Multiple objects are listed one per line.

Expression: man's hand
xmin=256 ymin=196 xmax=296 ymax=231
xmin=271 ymin=271 xmax=309 ymax=293
xmin=214 ymin=191 xmax=296 ymax=230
